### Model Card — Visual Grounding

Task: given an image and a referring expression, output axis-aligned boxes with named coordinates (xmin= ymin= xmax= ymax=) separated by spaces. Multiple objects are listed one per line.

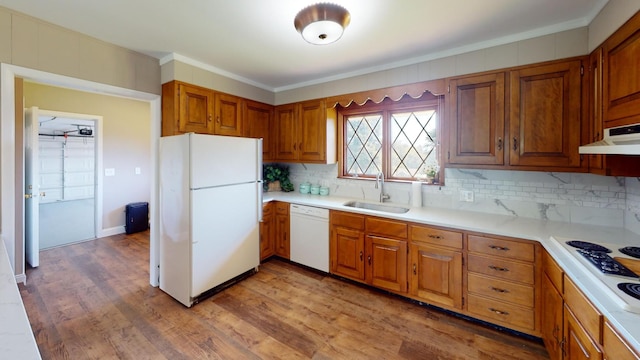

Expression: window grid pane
xmin=390 ymin=109 xmax=437 ymax=179
xmin=345 ymin=114 xmax=382 ymax=176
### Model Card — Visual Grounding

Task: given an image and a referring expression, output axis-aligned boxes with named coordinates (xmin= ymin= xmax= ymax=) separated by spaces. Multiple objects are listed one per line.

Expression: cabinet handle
xmin=368 ymin=255 xmax=372 ymax=265
xmin=216 ymin=116 xmax=220 ymax=124
xmin=489 ymin=308 xmax=509 ymax=316
xmin=488 ymin=245 xmax=510 ymax=251
xmin=490 ymin=287 xmax=508 ymax=293
xmin=513 ymin=137 xmax=518 ymax=151
xmin=488 ymin=265 xmax=509 ymax=272
xmin=208 ymin=114 xmax=212 ymax=122
xmin=413 ymin=263 xmax=417 ymax=275
xmin=299 ymin=142 xmax=303 ymax=151
xmin=293 ymin=143 xmax=297 ymax=150
xmin=497 ymin=137 xmax=503 ymax=151
xmin=428 ymin=234 xmax=443 ymax=239
xmin=359 ymin=251 xmax=363 ymax=261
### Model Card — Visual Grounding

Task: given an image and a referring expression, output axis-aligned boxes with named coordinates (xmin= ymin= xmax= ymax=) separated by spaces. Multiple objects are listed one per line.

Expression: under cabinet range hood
xmin=579 ymin=123 xmax=640 ymax=155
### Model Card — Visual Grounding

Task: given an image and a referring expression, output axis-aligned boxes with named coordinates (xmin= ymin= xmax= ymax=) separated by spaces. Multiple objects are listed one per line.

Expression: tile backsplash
xmin=281 ymin=163 xmax=640 ymax=233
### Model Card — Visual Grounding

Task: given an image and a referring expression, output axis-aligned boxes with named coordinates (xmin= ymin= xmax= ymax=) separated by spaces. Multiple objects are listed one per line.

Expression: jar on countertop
xmin=310 ymin=184 xmax=320 ymax=195
xmin=319 ymin=186 xmax=329 ymax=196
xmin=299 ymin=182 xmax=311 ymax=194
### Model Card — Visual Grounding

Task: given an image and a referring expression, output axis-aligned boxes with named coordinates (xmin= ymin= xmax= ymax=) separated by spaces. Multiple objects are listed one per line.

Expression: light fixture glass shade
xmin=294 ymin=3 xmax=350 ymax=45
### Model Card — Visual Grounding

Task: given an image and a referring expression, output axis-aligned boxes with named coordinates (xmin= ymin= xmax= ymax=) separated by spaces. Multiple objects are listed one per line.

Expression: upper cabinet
xmin=447 ymin=58 xmax=587 ymax=172
xmin=274 ymin=99 xmax=337 ymax=164
xmin=162 ymin=81 xmax=242 ymax=137
xmin=214 ymin=93 xmax=243 ymax=136
xmin=602 ymin=11 xmax=640 ymax=128
xmin=448 ymin=72 xmax=506 ymax=166
xmin=243 ymin=99 xmax=274 ymax=161
xmin=508 ymin=59 xmax=585 ymax=169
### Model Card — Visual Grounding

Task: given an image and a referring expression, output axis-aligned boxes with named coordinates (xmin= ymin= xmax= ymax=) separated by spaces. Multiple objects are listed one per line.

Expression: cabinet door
xmin=509 ymin=59 xmax=583 ymax=168
xmin=367 ymin=235 xmax=407 ymax=293
xmin=274 ymin=104 xmax=298 ymax=161
xmin=298 ymin=99 xmax=327 ymax=162
xmin=602 ymin=11 xmax=640 ymax=128
xmin=178 ymin=83 xmax=214 ymax=134
xmin=215 ymin=93 xmax=243 ymax=136
xmin=244 ymin=100 xmax=274 ymax=161
xmin=330 ymin=226 xmax=365 ymax=281
xmin=448 ymin=72 xmax=505 ymax=165
xmin=274 ymin=205 xmax=290 ymax=259
xmin=564 ymin=305 xmax=603 ymax=360
xmin=603 ymin=321 xmax=640 ymax=360
xmin=260 ymin=203 xmax=275 ymax=261
xmin=541 ymin=273 xmax=564 ymax=360
xmin=410 ymin=242 xmax=462 ymax=308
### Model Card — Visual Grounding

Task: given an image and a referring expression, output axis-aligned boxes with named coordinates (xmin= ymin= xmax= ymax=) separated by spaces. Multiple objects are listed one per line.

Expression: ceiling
xmin=0 ymin=0 xmax=608 ymax=92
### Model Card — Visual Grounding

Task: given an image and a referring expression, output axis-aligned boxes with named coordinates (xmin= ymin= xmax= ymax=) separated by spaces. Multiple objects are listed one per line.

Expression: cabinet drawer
xmin=330 ymin=211 xmax=365 ymax=230
xmin=262 ymin=202 xmax=274 ymax=216
xmin=468 ymin=254 xmax=534 ymax=284
xmin=542 ymin=250 xmax=563 ymax=293
xmin=564 ymin=275 xmax=602 ymax=343
xmin=467 ymin=272 xmax=534 ymax=307
xmin=468 ymin=235 xmax=534 ymax=262
xmin=410 ymin=225 xmax=462 ymax=249
xmin=275 ymin=201 xmax=289 ymax=215
xmin=366 ymin=217 xmax=407 ymax=239
xmin=467 ymin=294 xmax=535 ymax=331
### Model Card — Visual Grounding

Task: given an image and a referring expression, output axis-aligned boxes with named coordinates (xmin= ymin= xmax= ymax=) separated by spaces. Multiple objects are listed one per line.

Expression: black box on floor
xmin=125 ymin=202 xmax=148 ymax=234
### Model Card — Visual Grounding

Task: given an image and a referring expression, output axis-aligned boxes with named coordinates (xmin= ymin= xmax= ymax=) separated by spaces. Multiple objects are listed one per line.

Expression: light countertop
xmin=265 ymin=191 xmax=640 ymax=352
xmin=0 ymin=240 xmax=41 ymax=359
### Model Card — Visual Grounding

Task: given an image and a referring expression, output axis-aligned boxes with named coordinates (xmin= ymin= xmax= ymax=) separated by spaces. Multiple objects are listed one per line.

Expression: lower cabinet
xmin=330 ymin=211 xmax=408 ymax=293
xmin=541 ymin=252 xmax=564 ymax=360
xmin=260 ymin=202 xmax=275 ymax=261
xmin=603 ymin=321 xmax=640 ymax=360
xmin=274 ymin=201 xmax=290 ymax=259
xmin=564 ymin=304 xmax=603 ymax=360
xmin=408 ymin=225 xmax=463 ymax=309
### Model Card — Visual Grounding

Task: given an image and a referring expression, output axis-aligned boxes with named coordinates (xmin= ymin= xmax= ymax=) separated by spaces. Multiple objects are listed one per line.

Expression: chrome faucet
xmin=375 ymin=172 xmax=390 ymax=203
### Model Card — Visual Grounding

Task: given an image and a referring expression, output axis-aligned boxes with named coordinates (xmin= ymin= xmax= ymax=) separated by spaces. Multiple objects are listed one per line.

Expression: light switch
xmin=105 ymin=168 xmax=115 ymax=177
xmin=135 ymin=167 xmax=141 ymax=175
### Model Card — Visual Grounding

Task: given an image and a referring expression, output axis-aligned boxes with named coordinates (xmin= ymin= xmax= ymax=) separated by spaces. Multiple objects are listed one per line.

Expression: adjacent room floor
xmin=18 ymin=231 xmax=549 ymax=359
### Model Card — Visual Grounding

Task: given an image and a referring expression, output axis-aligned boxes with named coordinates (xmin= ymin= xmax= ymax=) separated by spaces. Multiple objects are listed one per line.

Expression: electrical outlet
xmin=104 ymin=168 xmax=115 ymax=177
xmin=459 ymin=189 xmax=474 ymax=202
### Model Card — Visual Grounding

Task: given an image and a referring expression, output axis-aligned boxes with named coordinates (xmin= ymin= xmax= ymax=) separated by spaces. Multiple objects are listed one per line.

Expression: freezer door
xmin=190 ymin=182 xmax=260 ymax=297
xmin=190 ymin=134 xmax=261 ymax=189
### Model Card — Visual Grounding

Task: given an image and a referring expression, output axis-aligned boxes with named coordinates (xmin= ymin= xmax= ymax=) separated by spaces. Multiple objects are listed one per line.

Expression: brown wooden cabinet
xmin=603 ymin=321 xmax=640 ymax=360
xmin=162 ymin=80 xmax=245 ymax=137
xmin=330 ymin=212 xmax=408 ymax=293
xmin=214 ymin=93 xmax=243 ymax=136
xmin=274 ymin=202 xmax=290 ymax=259
xmin=466 ymin=234 xmax=539 ymax=334
xmin=508 ymin=59 xmax=585 ymax=169
xmin=162 ymin=81 xmax=214 ymax=136
xmin=274 ymin=99 xmax=333 ymax=163
xmin=447 ymin=72 xmax=506 ymax=166
xmin=408 ymin=225 xmax=463 ymax=309
xmin=243 ymin=99 xmax=274 ymax=161
xmin=446 ymin=58 xmax=587 ymax=172
xmin=564 ymin=304 xmax=603 ymax=360
xmin=541 ymin=251 xmax=564 ymax=360
xmin=330 ymin=211 xmax=366 ymax=280
xmin=602 ymin=11 xmax=640 ymax=128
xmin=260 ymin=202 xmax=275 ymax=261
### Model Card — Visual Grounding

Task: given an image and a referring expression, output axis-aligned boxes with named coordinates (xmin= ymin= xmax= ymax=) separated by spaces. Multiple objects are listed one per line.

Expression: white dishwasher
xmin=290 ymin=204 xmax=330 ymax=272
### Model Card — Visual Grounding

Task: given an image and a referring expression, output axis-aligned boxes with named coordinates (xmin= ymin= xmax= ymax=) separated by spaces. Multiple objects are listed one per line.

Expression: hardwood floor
xmin=19 ymin=232 xmax=549 ymax=359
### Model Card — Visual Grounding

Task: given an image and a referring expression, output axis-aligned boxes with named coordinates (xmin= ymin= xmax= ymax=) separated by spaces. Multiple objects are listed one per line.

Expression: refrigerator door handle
xmin=258 ymin=182 xmax=263 ymax=222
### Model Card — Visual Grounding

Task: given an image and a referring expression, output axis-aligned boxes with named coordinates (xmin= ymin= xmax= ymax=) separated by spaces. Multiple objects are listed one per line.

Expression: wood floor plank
xmin=19 ymin=231 xmax=549 ymax=359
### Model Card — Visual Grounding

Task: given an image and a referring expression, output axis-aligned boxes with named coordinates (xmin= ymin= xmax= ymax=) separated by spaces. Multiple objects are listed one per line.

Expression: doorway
xmin=34 ymin=110 xmax=103 ymax=250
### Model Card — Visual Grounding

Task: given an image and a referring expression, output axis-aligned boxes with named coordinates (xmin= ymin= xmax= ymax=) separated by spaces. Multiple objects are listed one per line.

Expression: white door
xmin=24 ymin=107 xmax=40 ymax=267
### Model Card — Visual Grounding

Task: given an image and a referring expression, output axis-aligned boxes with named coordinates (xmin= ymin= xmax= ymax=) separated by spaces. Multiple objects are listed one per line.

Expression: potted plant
xmin=424 ymin=164 xmax=439 ymax=184
xmin=263 ymin=164 xmax=294 ymax=192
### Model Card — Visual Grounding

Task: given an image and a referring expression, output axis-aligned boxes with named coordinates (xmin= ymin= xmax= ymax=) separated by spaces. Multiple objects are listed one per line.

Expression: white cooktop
xmin=551 ymin=236 xmax=640 ymax=314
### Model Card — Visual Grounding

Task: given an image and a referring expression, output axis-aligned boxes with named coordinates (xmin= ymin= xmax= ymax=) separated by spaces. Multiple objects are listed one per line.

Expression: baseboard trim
xmin=99 ymin=226 xmax=125 ymax=238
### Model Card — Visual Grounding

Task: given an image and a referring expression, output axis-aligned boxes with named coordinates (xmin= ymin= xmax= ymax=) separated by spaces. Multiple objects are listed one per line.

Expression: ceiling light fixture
xmin=294 ymin=3 xmax=351 ymax=45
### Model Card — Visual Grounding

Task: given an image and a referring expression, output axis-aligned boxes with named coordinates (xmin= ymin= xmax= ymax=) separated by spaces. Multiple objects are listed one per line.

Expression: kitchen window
xmin=338 ymin=94 xmax=442 ymax=183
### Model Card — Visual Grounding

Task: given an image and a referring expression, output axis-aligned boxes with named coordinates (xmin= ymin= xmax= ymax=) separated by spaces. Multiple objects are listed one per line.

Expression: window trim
xmin=337 ymin=94 xmax=444 ymax=184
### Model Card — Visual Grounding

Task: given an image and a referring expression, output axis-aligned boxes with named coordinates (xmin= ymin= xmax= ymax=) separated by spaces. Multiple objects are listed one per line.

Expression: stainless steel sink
xmin=343 ymin=201 xmax=410 ymax=214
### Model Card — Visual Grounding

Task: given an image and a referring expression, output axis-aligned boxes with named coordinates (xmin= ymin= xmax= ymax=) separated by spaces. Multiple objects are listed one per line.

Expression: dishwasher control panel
xmin=290 ymin=204 xmax=329 ymax=219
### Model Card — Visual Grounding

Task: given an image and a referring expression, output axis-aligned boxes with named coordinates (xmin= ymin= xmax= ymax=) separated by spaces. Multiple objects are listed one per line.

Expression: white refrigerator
xmin=159 ymin=133 xmax=262 ymax=307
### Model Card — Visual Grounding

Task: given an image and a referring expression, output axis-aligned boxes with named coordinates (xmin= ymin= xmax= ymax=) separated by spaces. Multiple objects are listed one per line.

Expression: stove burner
xmin=566 ymin=240 xmax=611 ymax=253
xmin=576 ymin=249 xmax=639 ymax=278
xmin=620 ymin=246 xmax=640 ymax=259
xmin=618 ymin=283 xmax=640 ymax=300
